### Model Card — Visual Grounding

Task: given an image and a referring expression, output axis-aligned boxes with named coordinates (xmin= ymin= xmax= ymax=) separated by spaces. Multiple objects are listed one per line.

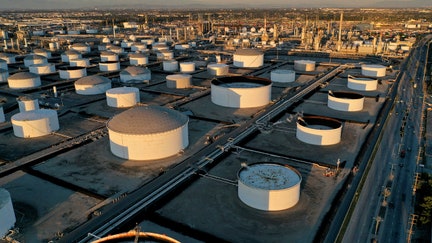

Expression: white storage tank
xmin=8 ymin=72 xmax=41 ymax=89
xmin=163 ymin=60 xmax=178 ymax=72
xmin=361 ymin=64 xmax=386 ymax=77
xmin=99 ymin=61 xmax=120 ymax=72
xmin=11 ymin=109 xmax=59 ymax=138
xmin=157 ymin=50 xmax=174 ymax=60
xmin=0 ymin=59 xmax=8 ymax=70
xmin=100 ymin=51 xmax=119 ymax=62
xmin=211 ymin=76 xmax=272 ymax=108
xmin=129 ymin=53 xmax=148 ymax=65
xmin=29 ymin=63 xmax=56 ymax=75
xmin=24 ymin=54 xmax=48 ymax=67
xmin=0 ymin=69 xmax=9 ymax=83
xmin=0 ymin=188 xmax=16 ymax=238
xmin=152 ymin=43 xmax=169 ymax=51
xmin=166 ymin=74 xmax=192 ymax=89
xmin=328 ymin=91 xmax=365 ymax=112
xmin=179 ymin=62 xmax=195 ymax=73
xmin=70 ymin=43 xmax=91 ymax=53
xmin=69 ymin=58 xmax=90 ymax=67
xmin=33 ymin=48 xmax=52 ymax=58
xmin=294 ymin=60 xmax=316 ymax=72
xmin=296 ymin=116 xmax=342 ymax=145
xmin=61 ymin=50 xmax=82 ymax=63
xmin=121 ymin=40 xmax=133 ymax=48
xmin=74 ymin=75 xmax=111 ymax=95
xmin=347 ymin=75 xmax=378 ymax=91
xmin=207 ymin=63 xmax=229 ymax=76
xmin=101 ymin=36 xmax=111 ymax=44
xmin=120 ymin=66 xmax=151 ymax=83
xmin=106 ymin=87 xmax=140 ymax=108
xmin=131 ymin=43 xmax=147 ymax=52
xmin=0 ymin=52 xmax=16 ymax=64
xmin=233 ymin=49 xmax=264 ymax=68
xmin=270 ymin=69 xmax=296 ymax=83
xmin=238 ymin=162 xmax=302 ymax=211
xmin=17 ymin=96 xmax=39 ymax=112
xmin=108 ymin=45 xmax=123 ymax=54
xmin=59 ymin=66 xmax=87 ymax=79
xmin=107 ymin=105 xmax=189 ymax=160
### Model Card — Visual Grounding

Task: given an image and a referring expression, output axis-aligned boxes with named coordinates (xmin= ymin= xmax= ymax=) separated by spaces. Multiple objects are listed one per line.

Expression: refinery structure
xmin=0 ymin=6 xmax=431 ymax=243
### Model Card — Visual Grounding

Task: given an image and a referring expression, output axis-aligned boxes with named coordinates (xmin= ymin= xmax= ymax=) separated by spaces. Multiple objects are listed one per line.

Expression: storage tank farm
xmin=107 ymin=105 xmax=189 ymax=160
xmin=327 ymin=90 xmax=365 ymax=112
xmin=0 ymin=188 xmax=16 ymax=238
xmin=238 ymin=162 xmax=302 ymax=211
xmin=106 ymin=87 xmax=140 ymax=108
xmin=120 ymin=66 xmax=151 ymax=83
xmin=211 ymin=76 xmax=272 ymax=108
xmin=74 ymin=75 xmax=112 ymax=95
xmin=296 ymin=116 xmax=342 ymax=145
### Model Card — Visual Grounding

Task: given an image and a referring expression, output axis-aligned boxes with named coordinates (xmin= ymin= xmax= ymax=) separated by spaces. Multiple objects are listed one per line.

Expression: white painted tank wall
xmin=294 ymin=60 xmax=316 ymax=71
xmin=99 ymin=62 xmax=120 ymax=72
xmin=69 ymin=58 xmax=90 ymax=67
xmin=207 ymin=64 xmax=229 ymax=76
xmin=180 ymin=62 xmax=195 ymax=73
xmin=296 ymin=122 xmax=342 ymax=145
xmin=59 ymin=68 xmax=87 ymax=79
xmin=270 ymin=69 xmax=296 ymax=83
xmin=211 ymin=83 xmax=271 ymax=108
xmin=129 ymin=56 xmax=148 ymax=65
xmin=106 ymin=87 xmax=140 ymax=108
xmin=347 ymin=76 xmax=377 ymax=91
xmin=233 ymin=53 xmax=263 ymax=68
xmin=361 ymin=65 xmax=386 ymax=77
xmin=328 ymin=94 xmax=364 ymax=111
xmin=163 ymin=60 xmax=178 ymax=72
xmin=75 ymin=82 xmax=112 ymax=95
xmin=100 ymin=53 xmax=119 ymax=62
xmin=29 ymin=63 xmax=56 ymax=75
xmin=108 ymin=124 xmax=189 ymax=160
xmin=0 ymin=70 xmax=9 ymax=83
xmin=0 ymin=60 xmax=7 ymax=70
xmin=0 ymin=188 xmax=16 ymax=238
xmin=11 ymin=109 xmax=59 ymax=138
xmin=166 ymin=74 xmax=192 ymax=89
xmin=61 ymin=52 xmax=82 ymax=63
xmin=18 ymin=99 xmax=39 ymax=112
xmin=24 ymin=55 xmax=48 ymax=67
xmin=8 ymin=74 xmax=41 ymax=89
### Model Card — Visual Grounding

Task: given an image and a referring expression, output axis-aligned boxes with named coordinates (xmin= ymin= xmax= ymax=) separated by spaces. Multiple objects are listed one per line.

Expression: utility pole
xmin=407 ymin=214 xmax=418 ymax=242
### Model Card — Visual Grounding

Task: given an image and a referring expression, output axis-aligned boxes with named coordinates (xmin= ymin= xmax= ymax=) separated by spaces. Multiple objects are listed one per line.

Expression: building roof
xmin=107 ymin=106 xmax=188 ymax=134
xmin=75 ymin=75 xmax=111 ymax=85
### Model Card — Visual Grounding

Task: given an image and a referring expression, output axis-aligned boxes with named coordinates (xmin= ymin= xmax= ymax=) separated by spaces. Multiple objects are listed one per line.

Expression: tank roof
xmin=75 ymin=75 xmax=111 ymax=85
xmin=107 ymin=106 xmax=188 ymax=134
xmin=12 ymin=109 xmax=56 ymax=121
xmin=235 ymin=48 xmax=263 ymax=56
xmin=24 ymin=54 xmax=47 ymax=60
xmin=9 ymin=72 xmax=39 ymax=80
xmin=121 ymin=66 xmax=149 ymax=76
xmin=106 ymin=87 xmax=139 ymax=94
xmin=238 ymin=163 xmax=301 ymax=190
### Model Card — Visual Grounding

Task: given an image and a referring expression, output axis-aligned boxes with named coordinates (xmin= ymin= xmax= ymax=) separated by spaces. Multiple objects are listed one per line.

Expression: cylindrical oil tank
xmin=179 ymin=62 xmax=195 ymax=73
xmin=294 ymin=60 xmax=316 ymax=71
xmin=0 ymin=69 xmax=9 ymax=83
xmin=361 ymin=64 xmax=386 ymax=77
xmin=59 ymin=66 xmax=87 ymax=79
xmin=211 ymin=76 xmax=272 ymax=108
xmin=90 ymin=231 xmax=180 ymax=243
xmin=69 ymin=58 xmax=90 ymax=67
xmin=108 ymin=45 xmax=124 ymax=54
xmin=129 ymin=53 xmax=148 ymax=65
xmin=107 ymin=105 xmax=189 ymax=160
xmin=152 ymin=43 xmax=168 ymax=51
xmin=24 ymin=54 xmax=48 ymax=67
xmin=75 ymin=75 xmax=111 ymax=95
xmin=11 ymin=109 xmax=59 ymax=138
xmin=102 ymin=37 xmax=111 ymax=44
xmin=238 ymin=162 xmax=302 ymax=211
xmin=207 ymin=63 xmax=229 ymax=76
xmin=29 ymin=63 xmax=56 ymax=75
xmin=157 ymin=50 xmax=174 ymax=60
xmin=166 ymin=74 xmax=192 ymax=89
xmin=17 ymin=96 xmax=39 ymax=112
xmin=70 ymin=43 xmax=91 ymax=53
xmin=327 ymin=91 xmax=365 ymax=111
xmin=296 ymin=116 xmax=342 ymax=145
xmin=0 ymin=53 xmax=16 ymax=64
xmin=270 ymin=69 xmax=296 ymax=83
xmin=347 ymin=75 xmax=378 ymax=91
xmin=233 ymin=49 xmax=264 ymax=68
xmin=131 ymin=43 xmax=147 ymax=52
xmin=8 ymin=72 xmax=41 ymax=89
xmin=163 ymin=60 xmax=178 ymax=72
xmin=99 ymin=61 xmax=120 ymax=72
xmin=106 ymin=87 xmax=140 ymax=108
xmin=121 ymin=40 xmax=133 ymax=48
xmin=120 ymin=66 xmax=151 ymax=83
xmin=61 ymin=50 xmax=82 ymax=63
xmin=0 ymin=59 xmax=8 ymax=70
xmin=0 ymin=188 xmax=16 ymax=238
xmin=100 ymin=51 xmax=119 ymax=62
xmin=33 ymin=48 xmax=52 ymax=58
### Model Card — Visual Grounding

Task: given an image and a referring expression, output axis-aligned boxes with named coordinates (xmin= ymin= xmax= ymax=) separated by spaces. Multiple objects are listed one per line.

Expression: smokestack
xmin=53 ymin=86 xmax=58 ymax=98
xmin=337 ymin=11 xmax=343 ymax=52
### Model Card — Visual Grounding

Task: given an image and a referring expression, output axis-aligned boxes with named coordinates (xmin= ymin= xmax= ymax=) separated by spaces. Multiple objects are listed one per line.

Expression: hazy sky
xmin=1 ymin=0 xmax=431 ymax=9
